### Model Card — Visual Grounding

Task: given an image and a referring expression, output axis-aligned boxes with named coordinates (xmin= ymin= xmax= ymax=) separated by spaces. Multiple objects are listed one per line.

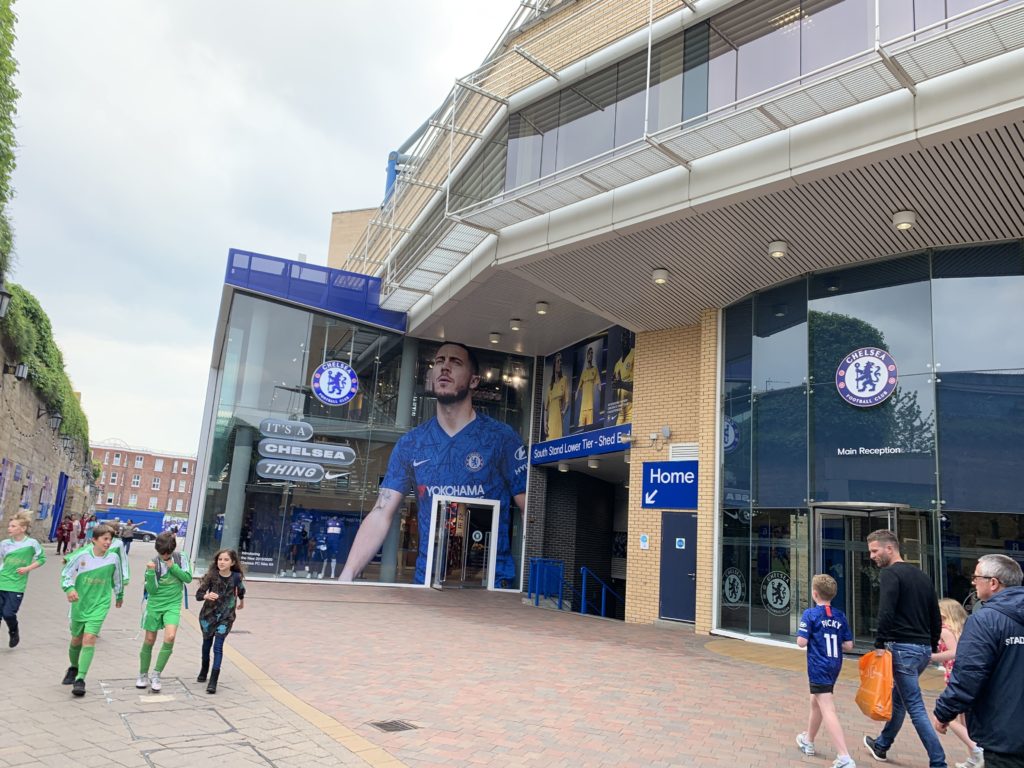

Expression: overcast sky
xmin=10 ymin=1 xmax=518 ymax=455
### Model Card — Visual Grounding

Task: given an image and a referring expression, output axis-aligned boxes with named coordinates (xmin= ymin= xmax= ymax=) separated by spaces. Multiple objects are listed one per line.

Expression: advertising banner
xmin=534 ymin=326 xmax=634 ymax=463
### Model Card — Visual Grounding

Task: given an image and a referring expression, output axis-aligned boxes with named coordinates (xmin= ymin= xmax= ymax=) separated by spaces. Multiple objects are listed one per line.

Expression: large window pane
xmin=556 ymin=68 xmax=617 ymax=171
xmin=720 ymin=509 xmax=751 ymax=631
xmin=723 ymin=300 xmax=752 ymax=512
xmin=808 ymin=256 xmax=936 ymax=507
xmin=716 ymin=0 xmax=801 ymax=100
xmin=932 ymin=243 xmax=1024 ymax=373
xmin=647 ymin=34 xmax=683 ymax=132
xmin=752 ymin=281 xmax=808 ymax=508
xmin=750 ymin=508 xmax=806 ymax=638
xmin=506 ymin=92 xmax=559 ymax=189
xmin=614 ymin=51 xmax=646 ymax=146
xmin=801 ymin=0 xmax=873 ymax=73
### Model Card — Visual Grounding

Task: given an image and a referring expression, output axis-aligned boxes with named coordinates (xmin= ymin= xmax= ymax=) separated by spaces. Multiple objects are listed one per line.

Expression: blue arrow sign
xmin=641 ymin=460 xmax=698 ymax=509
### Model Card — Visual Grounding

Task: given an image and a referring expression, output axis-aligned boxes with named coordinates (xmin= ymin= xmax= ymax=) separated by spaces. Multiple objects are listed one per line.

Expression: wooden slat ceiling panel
xmin=511 ymin=122 xmax=1024 ymax=331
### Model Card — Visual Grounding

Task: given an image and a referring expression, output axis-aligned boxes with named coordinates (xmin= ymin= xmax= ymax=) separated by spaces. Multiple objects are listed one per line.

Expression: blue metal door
xmin=659 ymin=511 xmax=697 ymax=621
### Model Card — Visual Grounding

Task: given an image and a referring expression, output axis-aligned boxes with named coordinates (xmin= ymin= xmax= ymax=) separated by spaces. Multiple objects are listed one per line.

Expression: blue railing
xmin=528 ymin=558 xmax=564 ymax=610
xmin=580 ymin=566 xmax=624 ymax=619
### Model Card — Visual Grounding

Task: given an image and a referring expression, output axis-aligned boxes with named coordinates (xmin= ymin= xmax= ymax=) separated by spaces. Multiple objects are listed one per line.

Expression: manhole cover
xmin=369 ymin=720 xmax=418 ymax=733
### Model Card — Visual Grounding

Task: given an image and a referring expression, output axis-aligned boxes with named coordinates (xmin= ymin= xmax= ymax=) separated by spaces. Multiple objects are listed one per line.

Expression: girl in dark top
xmin=195 ymin=549 xmax=245 ymax=694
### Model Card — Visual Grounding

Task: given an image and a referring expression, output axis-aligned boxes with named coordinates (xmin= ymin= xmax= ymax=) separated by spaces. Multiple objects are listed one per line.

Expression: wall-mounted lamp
xmin=557 ymin=462 xmax=569 ymax=473
xmin=648 ymin=425 xmax=672 ymax=450
xmin=535 ymin=301 xmax=549 ymax=315
xmin=61 ymin=436 xmax=74 ymax=450
xmin=0 ymin=278 xmax=11 ymax=320
xmin=2 ymin=362 xmax=28 ymax=380
xmin=892 ymin=210 xmax=917 ymax=231
xmin=37 ymin=408 xmax=63 ymax=432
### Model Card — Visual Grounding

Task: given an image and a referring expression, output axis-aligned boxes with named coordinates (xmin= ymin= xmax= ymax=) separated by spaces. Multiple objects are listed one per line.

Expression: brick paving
xmin=0 ymin=542 xmax=370 ymax=768
xmin=228 ymin=579 xmax=952 ymax=768
xmin=4 ymin=541 xmax=960 ymax=768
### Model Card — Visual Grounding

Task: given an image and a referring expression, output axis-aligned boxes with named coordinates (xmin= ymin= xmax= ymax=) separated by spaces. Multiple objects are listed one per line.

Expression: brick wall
xmin=0 ymin=349 xmax=91 ymax=537
xmin=625 ymin=310 xmax=719 ymax=632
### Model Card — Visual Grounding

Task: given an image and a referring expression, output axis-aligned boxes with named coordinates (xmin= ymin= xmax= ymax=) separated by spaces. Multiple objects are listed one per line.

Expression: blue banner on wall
xmin=530 ymin=423 xmax=632 ymax=465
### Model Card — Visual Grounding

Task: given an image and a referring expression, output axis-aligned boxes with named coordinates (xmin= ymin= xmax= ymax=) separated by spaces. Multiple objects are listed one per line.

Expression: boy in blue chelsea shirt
xmin=796 ymin=573 xmax=856 ymax=768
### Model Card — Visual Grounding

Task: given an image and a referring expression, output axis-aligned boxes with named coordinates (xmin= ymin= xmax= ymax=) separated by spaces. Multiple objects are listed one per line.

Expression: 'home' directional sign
xmin=641 ymin=461 xmax=698 ymax=509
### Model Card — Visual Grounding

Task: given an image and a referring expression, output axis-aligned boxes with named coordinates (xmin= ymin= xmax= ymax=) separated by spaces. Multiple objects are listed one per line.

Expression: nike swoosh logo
xmin=324 ymin=471 xmax=348 ymax=480
xmin=413 ymin=459 xmax=431 ymax=467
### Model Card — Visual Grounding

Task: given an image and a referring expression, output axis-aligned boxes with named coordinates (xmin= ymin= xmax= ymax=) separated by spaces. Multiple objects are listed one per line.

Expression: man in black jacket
xmin=933 ymin=554 xmax=1024 ymax=768
xmin=863 ymin=529 xmax=946 ymax=767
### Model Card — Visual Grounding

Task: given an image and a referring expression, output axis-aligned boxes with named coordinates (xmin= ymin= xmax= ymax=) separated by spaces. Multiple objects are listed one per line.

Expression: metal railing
xmin=579 ymin=566 xmax=624 ymax=619
xmin=528 ymin=557 xmax=565 ymax=608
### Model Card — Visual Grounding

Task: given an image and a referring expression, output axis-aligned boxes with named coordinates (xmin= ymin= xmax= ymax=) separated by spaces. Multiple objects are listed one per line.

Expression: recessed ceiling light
xmin=489 ymin=332 xmax=500 ymax=344
xmin=892 ymin=210 xmax=917 ymax=231
xmin=509 ymin=318 xmax=522 ymax=331
xmin=768 ymin=241 xmax=788 ymax=258
xmin=651 ymin=268 xmax=670 ymax=285
xmin=535 ymin=301 xmax=549 ymax=315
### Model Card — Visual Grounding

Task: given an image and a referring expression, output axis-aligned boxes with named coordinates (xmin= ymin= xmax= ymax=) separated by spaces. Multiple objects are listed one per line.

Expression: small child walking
xmin=137 ymin=532 xmax=192 ymax=692
xmin=932 ymin=598 xmax=984 ymax=768
xmin=796 ymin=574 xmax=856 ymax=768
xmin=0 ymin=512 xmax=46 ymax=648
xmin=61 ymin=523 xmax=123 ymax=697
xmin=195 ymin=549 xmax=245 ymax=694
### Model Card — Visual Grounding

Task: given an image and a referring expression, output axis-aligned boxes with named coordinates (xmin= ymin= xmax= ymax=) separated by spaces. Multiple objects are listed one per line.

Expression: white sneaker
xmin=832 ymin=757 xmax=856 ymax=768
xmin=149 ymin=672 xmax=161 ymax=693
xmin=956 ymin=748 xmax=985 ymax=768
xmin=135 ymin=674 xmax=148 ymax=689
xmin=795 ymin=732 xmax=815 ymax=756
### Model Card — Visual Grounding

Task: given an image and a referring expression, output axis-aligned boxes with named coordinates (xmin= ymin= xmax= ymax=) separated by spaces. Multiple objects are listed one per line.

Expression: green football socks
xmin=139 ymin=642 xmax=154 ymax=674
xmin=76 ymin=646 xmax=95 ymax=680
xmin=155 ymin=642 xmax=174 ymax=673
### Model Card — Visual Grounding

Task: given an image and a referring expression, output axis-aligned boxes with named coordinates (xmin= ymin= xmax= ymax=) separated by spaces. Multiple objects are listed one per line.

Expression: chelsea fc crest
xmin=722 ymin=567 xmax=745 ymax=607
xmin=465 ymin=452 xmax=484 ymax=472
xmin=311 ymin=361 xmax=359 ymax=406
xmin=760 ymin=571 xmax=791 ymax=616
xmin=835 ymin=348 xmax=898 ymax=407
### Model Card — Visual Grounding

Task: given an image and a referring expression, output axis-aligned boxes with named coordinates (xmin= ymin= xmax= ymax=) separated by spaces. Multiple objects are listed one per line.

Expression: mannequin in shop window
xmin=319 ymin=516 xmax=343 ymax=580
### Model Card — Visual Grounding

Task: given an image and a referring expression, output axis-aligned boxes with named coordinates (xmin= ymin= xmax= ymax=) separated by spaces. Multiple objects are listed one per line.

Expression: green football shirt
xmin=0 ymin=537 xmax=46 ymax=593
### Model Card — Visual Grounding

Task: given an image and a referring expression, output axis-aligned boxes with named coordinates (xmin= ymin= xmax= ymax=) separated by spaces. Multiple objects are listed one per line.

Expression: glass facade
xmin=720 ymin=241 xmax=1024 ymax=639
xmin=194 ymin=292 xmax=533 ymax=585
xmin=488 ymin=0 xmax=1006 ymax=194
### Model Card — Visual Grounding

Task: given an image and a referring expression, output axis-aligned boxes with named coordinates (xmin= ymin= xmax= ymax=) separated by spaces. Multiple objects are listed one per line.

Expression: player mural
xmin=339 ymin=341 xmax=529 ymax=587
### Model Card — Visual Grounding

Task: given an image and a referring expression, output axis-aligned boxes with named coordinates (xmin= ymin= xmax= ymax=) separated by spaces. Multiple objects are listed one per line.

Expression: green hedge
xmin=1 ymin=283 xmax=89 ymax=446
xmin=0 ymin=0 xmax=17 ymax=278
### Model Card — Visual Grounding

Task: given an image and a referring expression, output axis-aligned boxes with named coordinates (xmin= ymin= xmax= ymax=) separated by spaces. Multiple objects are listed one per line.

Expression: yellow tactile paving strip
xmin=181 ymin=610 xmax=408 ymax=768
xmin=704 ymin=637 xmax=947 ymax=692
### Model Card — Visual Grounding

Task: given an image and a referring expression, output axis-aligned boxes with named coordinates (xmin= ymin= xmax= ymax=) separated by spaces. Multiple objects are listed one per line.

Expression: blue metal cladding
xmin=225 ymin=249 xmax=407 ymax=333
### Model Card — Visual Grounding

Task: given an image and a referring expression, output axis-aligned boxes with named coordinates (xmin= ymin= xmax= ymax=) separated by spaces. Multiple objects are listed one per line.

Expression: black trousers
xmin=986 ymin=751 xmax=1024 ymax=768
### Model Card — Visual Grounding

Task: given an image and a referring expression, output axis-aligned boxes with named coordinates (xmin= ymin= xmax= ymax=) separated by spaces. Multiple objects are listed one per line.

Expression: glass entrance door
xmin=429 ymin=498 xmax=500 ymax=589
xmin=813 ymin=504 xmax=901 ymax=645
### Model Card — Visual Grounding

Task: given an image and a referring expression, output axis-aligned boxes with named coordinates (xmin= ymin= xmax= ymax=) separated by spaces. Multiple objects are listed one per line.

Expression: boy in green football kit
xmin=137 ymin=531 xmax=192 ymax=692
xmin=61 ymin=523 xmax=124 ymax=697
xmin=0 ymin=512 xmax=46 ymax=648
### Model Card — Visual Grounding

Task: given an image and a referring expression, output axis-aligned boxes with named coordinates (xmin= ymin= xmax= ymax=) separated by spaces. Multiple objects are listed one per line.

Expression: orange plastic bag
xmin=856 ymin=649 xmax=893 ymax=721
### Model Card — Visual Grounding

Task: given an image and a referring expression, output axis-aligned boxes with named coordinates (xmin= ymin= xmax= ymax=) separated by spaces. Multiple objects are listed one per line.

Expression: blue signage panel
xmin=642 ymin=461 xmax=699 ymax=509
xmin=530 ymin=423 xmax=632 ymax=465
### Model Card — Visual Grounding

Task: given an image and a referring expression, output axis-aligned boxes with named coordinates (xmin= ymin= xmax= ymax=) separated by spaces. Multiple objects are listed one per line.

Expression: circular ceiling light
xmin=892 ymin=210 xmax=917 ymax=231
xmin=509 ymin=318 xmax=522 ymax=331
xmin=489 ymin=332 xmax=500 ymax=344
xmin=557 ymin=462 xmax=569 ymax=473
xmin=535 ymin=301 xmax=549 ymax=315
xmin=651 ymin=268 xmax=670 ymax=285
xmin=768 ymin=241 xmax=788 ymax=259
xmin=587 ymin=458 xmax=600 ymax=469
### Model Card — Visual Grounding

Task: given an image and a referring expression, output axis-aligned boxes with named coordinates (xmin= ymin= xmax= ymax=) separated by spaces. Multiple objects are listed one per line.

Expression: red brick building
xmin=90 ymin=440 xmax=195 ymax=517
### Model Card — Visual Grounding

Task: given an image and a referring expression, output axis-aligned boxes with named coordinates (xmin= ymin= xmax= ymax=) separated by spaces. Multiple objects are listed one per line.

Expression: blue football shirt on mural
xmin=382 ymin=413 xmax=528 ymax=584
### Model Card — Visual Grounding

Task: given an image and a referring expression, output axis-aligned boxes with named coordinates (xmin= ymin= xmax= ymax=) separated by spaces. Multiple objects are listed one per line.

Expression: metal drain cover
xmin=369 ymin=720 xmax=418 ymax=733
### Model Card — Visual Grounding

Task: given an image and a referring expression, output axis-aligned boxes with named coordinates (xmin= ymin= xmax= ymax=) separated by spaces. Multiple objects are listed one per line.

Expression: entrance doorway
xmin=660 ymin=512 xmax=697 ymax=622
xmin=427 ymin=496 xmax=501 ymax=589
xmin=811 ymin=502 xmax=933 ymax=645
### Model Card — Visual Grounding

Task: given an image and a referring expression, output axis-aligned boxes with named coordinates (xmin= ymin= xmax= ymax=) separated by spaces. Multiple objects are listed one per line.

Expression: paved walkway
xmin=4 ymin=540 xmax=959 ymax=768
